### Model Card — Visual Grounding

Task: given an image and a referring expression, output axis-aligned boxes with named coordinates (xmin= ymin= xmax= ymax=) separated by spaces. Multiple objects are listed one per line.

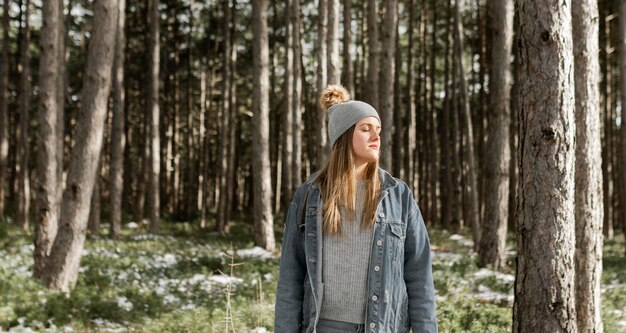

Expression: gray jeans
xmin=316 ymin=319 xmax=365 ymax=333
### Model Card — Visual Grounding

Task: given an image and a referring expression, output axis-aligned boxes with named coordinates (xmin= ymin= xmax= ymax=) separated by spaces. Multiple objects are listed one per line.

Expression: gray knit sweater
xmin=319 ymin=181 xmax=374 ymax=324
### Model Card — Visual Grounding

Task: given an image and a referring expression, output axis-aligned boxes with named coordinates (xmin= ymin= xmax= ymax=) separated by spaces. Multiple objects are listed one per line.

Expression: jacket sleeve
xmin=404 ymin=201 xmax=438 ymax=333
xmin=274 ymin=189 xmax=307 ymax=332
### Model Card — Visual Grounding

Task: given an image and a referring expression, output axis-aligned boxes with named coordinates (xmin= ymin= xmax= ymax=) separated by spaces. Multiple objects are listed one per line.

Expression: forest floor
xmin=0 ymin=219 xmax=624 ymax=333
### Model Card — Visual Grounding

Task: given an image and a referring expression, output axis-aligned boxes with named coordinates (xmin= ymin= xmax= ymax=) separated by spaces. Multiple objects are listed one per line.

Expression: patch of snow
xmin=250 ymin=328 xmax=268 ymax=333
xmin=236 ymin=246 xmax=277 ymax=260
xmin=473 ymin=268 xmax=515 ymax=284
xmin=449 ymin=234 xmax=474 ymax=247
xmin=208 ymin=275 xmax=243 ymax=286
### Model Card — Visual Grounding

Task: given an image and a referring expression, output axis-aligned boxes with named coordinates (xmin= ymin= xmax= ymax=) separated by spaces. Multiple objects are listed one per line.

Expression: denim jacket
xmin=274 ymin=168 xmax=438 ymax=333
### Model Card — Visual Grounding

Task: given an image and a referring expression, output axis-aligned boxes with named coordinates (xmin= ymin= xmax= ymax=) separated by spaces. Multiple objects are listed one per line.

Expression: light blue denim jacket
xmin=274 ymin=168 xmax=438 ymax=333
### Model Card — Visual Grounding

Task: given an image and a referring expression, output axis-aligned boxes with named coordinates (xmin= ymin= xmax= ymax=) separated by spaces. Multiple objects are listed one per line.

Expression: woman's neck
xmin=354 ymin=162 xmax=368 ymax=180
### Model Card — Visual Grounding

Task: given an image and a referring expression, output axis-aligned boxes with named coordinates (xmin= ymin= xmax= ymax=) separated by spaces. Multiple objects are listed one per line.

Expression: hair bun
xmin=320 ymin=85 xmax=350 ymax=111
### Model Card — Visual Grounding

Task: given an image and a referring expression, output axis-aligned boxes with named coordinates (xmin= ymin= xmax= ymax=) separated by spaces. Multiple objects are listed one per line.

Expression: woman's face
xmin=352 ymin=116 xmax=381 ymax=165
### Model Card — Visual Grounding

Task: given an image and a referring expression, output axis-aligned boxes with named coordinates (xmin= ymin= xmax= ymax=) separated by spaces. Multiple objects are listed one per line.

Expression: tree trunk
xmin=342 ymin=0 xmax=354 ymax=96
xmin=405 ymin=0 xmax=415 ymax=191
xmin=148 ymin=0 xmax=160 ymax=234
xmin=365 ymin=0 xmax=379 ymax=109
xmin=513 ymin=1 xmax=577 ymax=331
xmin=478 ymin=0 xmax=513 ymax=270
xmin=380 ymin=0 xmax=396 ymax=171
xmin=87 ymin=161 xmax=101 ymax=236
xmin=326 ymin=0 xmax=340 ymax=85
xmin=439 ymin=0 xmax=452 ymax=229
xmin=109 ymin=0 xmax=126 ymax=240
xmin=34 ymin=0 xmax=62 ymax=277
xmin=314 ymin=0 xmax=328 ymax=169
xmin=393 ymin=32 xmax=402 ymax=178
xmin=292 ymin=0 xmax=303 ymax=190
xmin=0 ymin=0 xmax=10 ymax=219
xmin=601 ymin=0 xmax=613 ymax=241
xmin=16 ymin=0 xmax=31 ymax=231
xmin=251 ymin=0 xmax=275 ymax=251
xmin=42 ymin=0 xmax=118 ymax=291
xmin=618 ymin=1 xmax=626 ymax=257
xmin=573 ymin=0 xmax=604 ymax=331
xmin=453 ymin=0 xmax=480 ymax=247
xmin=282 ymin=0 xmax=294 ymax=213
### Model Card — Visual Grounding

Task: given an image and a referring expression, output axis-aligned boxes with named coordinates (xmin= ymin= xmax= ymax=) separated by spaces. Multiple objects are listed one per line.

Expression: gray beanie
xmin=327 ymin=101 xmax=380 ymax=147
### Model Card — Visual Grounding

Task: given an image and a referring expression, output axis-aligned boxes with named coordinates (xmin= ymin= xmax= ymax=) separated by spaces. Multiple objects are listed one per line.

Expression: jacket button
xmin=370 ymin=323 xmax=376 ymax=329
xmin=378 ymin=212 xmax=385 ymax=218
xmin=376 ymin=240 xmax=382 ymax=246
xmin=372 ymin=295 xmax=378 ymax=301
xmin=374 ymin=265 xmax=380 ymax=272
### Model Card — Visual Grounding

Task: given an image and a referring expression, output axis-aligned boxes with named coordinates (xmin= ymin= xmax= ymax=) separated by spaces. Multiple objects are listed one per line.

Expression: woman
xmin=275 ymin=85 xmax=437 ymax=333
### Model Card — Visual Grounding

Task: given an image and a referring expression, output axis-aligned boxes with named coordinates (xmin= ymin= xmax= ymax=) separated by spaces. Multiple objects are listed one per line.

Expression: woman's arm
xmin=274 ymin=191 xmax=307 ymax=332
xmin=404 ymin=203 xmax=438 ymax=332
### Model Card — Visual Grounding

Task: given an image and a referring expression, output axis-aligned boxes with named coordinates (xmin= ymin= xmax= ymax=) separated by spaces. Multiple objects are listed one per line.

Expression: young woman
xmin=275 ymin=86 xmax=437 ymax=333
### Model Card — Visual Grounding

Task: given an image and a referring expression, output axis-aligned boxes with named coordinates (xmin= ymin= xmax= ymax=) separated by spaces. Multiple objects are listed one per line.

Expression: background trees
xmin=0 ymin=0 xmax=620 ymax=330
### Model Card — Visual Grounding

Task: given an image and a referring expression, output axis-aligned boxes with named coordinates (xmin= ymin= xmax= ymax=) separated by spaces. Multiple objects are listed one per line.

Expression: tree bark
xmin=342 ymin=0 xmax=354 ymax=96
xmin=292 ymin=0 xmax=303 ymax=190
xmin=573 ymin=0 xmax=604 ymax=331
xmin=365 ymin=0 xmax=379 ymax=109
xmin=513 ymin=1 xmax=577 ymax=331
xmin=405 ymin=0 xmax=416 ymax=191
xmin=478 ymin=0 xmax=513 ymax=270
xmin=252 ymin=0 xmax=275 ymax=251
xmin=87 ymin=161 xmax=101 ymax=236
xmin=282 ymin=0 xmax=294 ymax=213
xmin=326 ymin=0 xmax=340 ymax=85
xmin=16 ymin=0 xmax=31 ymax=231
xmin=34 ymin=0 xmax=62 ymax=277
xmin=314 ymin=0 xmax=328 ymax=169
xmin=618 ymin=1 xmax=626 ymax=257
xmin=453 ymin=0 xmax=480 ymax=247
xmin=42 ymin=0 xmax=118 ymax=291
xmin=600 ymin=0 xmax=613 ymax=241
xmin=109 ymin=0 xmax=126 ymax=240
xmin=148 ymin=0 xmax=160 ymax=234
xmin=0 ymin=0 xmax=10 ymax=218
xmin=380 ymin=0 xmax=396 ymax=171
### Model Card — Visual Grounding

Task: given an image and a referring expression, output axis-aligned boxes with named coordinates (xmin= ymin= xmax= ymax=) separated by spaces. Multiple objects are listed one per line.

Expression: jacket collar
xmin=304 ymin=167 xmax=398 ymax=192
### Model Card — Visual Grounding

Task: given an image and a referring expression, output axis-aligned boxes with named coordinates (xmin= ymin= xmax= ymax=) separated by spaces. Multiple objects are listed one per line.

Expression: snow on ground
xmin=449 ymin=234 xmax=474 ymax=247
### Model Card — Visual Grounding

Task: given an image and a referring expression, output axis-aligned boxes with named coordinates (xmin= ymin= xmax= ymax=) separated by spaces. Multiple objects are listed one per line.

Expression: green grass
xmin=0 ymin=222 xmax=624 ymax=332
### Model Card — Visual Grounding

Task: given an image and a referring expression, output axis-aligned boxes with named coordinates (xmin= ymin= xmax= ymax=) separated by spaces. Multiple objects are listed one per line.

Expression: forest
xmin=0 ymin=0 xmax=625 ymax=332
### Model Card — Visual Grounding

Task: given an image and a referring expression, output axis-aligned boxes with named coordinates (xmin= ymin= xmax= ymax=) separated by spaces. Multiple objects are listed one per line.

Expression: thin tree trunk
xmin=601 ymin=0 xmax=613 ymax=241
xmin=365 ymin=0 xmax=379 ymax=109
xmin=326 ymin=0 xmax=340 ymax=85
xmin=87 ymin=161 xmax=101 ymax=236
xmin=217 ymin=3 xmax=231 ymax=232
xmin=282 ymin=0 xmax=294 ymax=213
xmin=0 ymin=0 xmax=10 ymax=218
xmin=109 ymin=0 xmax=126 ymax=240
xmin=405 ymin=0 xmax=415 ymax=191
xmin=292 ymin=0 xmax=303 ymax=190
xmin=618 ymin=1 xmax=626 ymax=257
xmin=342 ymin=0 xmax=354 ymax=96
xmin=34 ymin=0 xmax=62 ymax=277
xmin=16 ymin=0 xmax=31 ymax=231
xmin=393 ymin=31 xmax=403 ymax=178
xmin=314 ymin=0 xmax=328 ymax=169
xmin=380 ymin=0 xmax=396 ymax=171
xmin=42 ymin=0 xmax=118 ymax=291
xmin=252 ymin=0 xmax=275 ymax=251
xmin=439 ymin=0 xmax=452 ymax=229
xmin=513 ymin=0 xmax=577 ymax=331
xmin=478 ymin=0 xmax=513 ymax=270
xmin=148 ymin=0 xmax=160 ymax=234
xmin=573 ymin=0 xmax=604 ymax=331
xmin=453 ymin=0 xmax=480 ymax=247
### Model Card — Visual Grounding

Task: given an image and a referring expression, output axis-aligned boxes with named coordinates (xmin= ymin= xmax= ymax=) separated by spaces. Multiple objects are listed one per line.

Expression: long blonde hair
xmin=314 ymin=127 xmax=381 ymax=236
